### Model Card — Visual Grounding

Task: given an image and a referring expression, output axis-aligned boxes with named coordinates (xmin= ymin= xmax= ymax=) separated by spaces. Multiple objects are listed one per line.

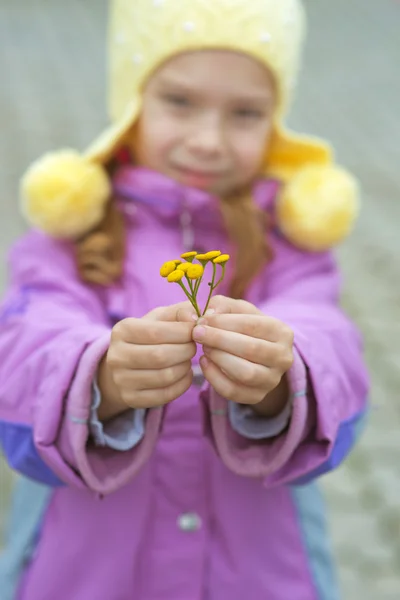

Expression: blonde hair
xmin=218 ymin=192 xmax=272 ymax=298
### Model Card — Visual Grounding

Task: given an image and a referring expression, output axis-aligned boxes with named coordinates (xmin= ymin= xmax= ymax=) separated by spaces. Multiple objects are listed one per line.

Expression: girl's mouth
xmin=177 ymin=168 xmax=220 ymax=189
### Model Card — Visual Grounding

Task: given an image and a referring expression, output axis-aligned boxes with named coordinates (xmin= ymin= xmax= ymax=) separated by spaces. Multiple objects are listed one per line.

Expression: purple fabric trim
xmin=0 ymin=421 xmax=63 ymax=486
xmin=0 ymin=286 xmax=32 ymax=325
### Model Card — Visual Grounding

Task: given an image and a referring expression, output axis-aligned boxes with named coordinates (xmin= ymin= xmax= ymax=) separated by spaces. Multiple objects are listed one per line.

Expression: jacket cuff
xmin=89 ymin=379 xmax=146 ymax=451
xmin=55 ymin=333 xmax=163 ymax=494
xmin=202 ymin=345 xmax=311 ymax=479
xmin=228 ymin=398 xmax=292 ymax=439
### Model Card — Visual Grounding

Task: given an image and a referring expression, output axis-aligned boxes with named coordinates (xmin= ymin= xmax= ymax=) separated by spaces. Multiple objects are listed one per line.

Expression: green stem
xmin=193 ymin=260 xmax=208 ymax=299
xmin=187 ymin=277 xmax=195 ymax=296
xmin=213 ymin=265 xmax=226 ymax=290
xmin=202 ymin=262 xmax=217 ymax=316
xmin=192 ymin=266 xmax=206 ymax=301
xmin=178 ymin=281 xmax=201 ymax=317
xmin=186 ymin=278 xmax=201 ymax=315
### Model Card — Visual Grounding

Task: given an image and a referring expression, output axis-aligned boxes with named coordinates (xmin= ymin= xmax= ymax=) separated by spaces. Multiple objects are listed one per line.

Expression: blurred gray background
xmin=0 ymin=1 xmax=399 ymax=598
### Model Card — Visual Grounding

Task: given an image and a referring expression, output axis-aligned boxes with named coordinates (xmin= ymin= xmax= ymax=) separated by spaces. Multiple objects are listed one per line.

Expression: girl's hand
xmin=192 ymin=296 xmax=294 ymax=417
xmin=97 ymin=302 xmax=197 ymax=420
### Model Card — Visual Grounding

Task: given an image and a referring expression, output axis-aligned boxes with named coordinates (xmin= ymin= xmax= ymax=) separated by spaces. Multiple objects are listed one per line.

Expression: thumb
xmin=207 ymin=295 xmax=261 ymax=315
xmin=145 ymin=301 xmax=198 ymax=323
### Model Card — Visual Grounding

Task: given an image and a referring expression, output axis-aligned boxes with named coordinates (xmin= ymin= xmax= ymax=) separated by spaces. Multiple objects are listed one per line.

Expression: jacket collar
xmin=112 ymin=165 xmax=280 ymax=221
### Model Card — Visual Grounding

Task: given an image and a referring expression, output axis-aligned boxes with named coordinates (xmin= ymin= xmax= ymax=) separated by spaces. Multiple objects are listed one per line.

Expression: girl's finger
xmin=121 ymin=371 xmax=194 ymax=409
xmin=201 ymin=313 xmax=293 ymax=344
xmin=115 ymin=318 xmax=195 ymax=345
xmin=193 ymin=325 xmax=285 ymax=367
xmin=199 ymin=356 xmax=269 ymax=405
xmin=146 ymin=301 xmax=197 ymax=323
xmin=114 ymin=361 xmax=193 ymax=391
xmin=108 ymin=341 xmax=197 ymax=370
xmin=206 ymin=295 xmax=261 ymax=316
xmin=202 ymin=347 xmax=274 ymax=389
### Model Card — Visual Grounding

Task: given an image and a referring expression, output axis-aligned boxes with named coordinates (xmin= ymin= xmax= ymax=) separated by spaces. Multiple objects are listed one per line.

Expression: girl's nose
xmin=186 ymin=116 xmax=225 ymax=157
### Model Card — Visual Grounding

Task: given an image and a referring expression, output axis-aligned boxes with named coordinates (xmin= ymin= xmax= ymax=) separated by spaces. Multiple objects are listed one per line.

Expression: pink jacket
xmin=0 ymin=167 xmax=369 ymax=600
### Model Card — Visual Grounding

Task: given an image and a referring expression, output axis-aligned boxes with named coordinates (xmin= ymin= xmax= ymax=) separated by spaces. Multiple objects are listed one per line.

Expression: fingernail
xmin=205 ymin=309 xmax=215 ymax=316
xmin=191 ymin=313 xmax=199 ymax=322
xmin=200 ymin=356 xmax=209 ymax=369
xmin=193 ymin=325 xmax=206 ymax=340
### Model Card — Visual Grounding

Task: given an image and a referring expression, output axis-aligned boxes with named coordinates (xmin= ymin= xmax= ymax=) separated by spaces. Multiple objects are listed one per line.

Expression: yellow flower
xmin=196 ymin=251 xmax=222 ymax=261
xmin=181 ymin=251 xmax=198 ymax=262
xmin=213 ymin=254 xmax=230 ymax=264
xmin=161 ymin=249 xmax=228 ymax=316
xmin=160 ymin=261 xmax=177 ymax=277
xmin=187 ymin=264 xmax=204 ymax=280
xmin=167 ymin=269 xmax=185 ymax=283
xmin=177 ymin=263 xmax=190 ymax=273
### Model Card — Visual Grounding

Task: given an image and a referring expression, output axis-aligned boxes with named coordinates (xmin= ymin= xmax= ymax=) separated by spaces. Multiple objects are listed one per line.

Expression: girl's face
xmin=133 ymin=50 xmax=276 ymax=197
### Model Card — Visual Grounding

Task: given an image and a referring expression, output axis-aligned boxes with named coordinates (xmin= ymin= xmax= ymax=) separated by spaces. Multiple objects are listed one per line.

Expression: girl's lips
xmin=177 ymin=168 xmax=220 ymax=189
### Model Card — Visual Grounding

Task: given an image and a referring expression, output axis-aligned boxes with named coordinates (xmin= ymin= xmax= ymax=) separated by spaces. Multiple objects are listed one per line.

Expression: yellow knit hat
xmin=21 ymin=0 xmax=359 ymax=250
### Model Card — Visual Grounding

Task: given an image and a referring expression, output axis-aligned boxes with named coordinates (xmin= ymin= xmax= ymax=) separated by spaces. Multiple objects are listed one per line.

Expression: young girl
xmin=0 ymin=0 xmax=369 ymax=598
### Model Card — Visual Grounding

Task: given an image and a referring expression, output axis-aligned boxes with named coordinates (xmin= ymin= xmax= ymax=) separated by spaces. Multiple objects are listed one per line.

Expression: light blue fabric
xmin=0 ymin=477 xmax=53 ymax=600
xmin=228 ymin=392 xmax=295 ymax=439
xmin=90 ymin=381 xmax=147 ymax=451
xmin=90 ymin=377 xmax=294 ymax=451
xmin=291 ymin=482 xmax=340 ymax=600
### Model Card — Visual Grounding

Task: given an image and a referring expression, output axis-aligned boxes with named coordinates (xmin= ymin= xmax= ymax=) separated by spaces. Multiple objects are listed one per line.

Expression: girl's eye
xmin=234 ymin=108 xmax=264 ymax=120
xmin=163 ymin=94 xmax=191 ymax=108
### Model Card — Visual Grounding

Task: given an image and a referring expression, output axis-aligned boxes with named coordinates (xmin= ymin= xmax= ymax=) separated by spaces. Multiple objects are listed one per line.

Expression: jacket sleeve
xmin=0 ymin=232 xmax=163 ymax=495
xmin=202 ymin=233 xmax=369 ymax=486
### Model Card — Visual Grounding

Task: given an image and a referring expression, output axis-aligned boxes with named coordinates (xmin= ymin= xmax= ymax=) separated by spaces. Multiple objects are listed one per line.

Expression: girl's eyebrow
xmin=156 ymin=76 xmax=273 ymax=104
xmin=157 ymin=73 xmax=274 ymax=105
xmin=231 ymin=82 xmax=276 ymax=105
xmin=229 ymin=92 xmax=274 ymax=105
xmin=155 ymin=74 xmax=196 ymax=91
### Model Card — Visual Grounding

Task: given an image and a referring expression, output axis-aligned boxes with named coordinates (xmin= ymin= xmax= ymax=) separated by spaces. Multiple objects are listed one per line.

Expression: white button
xmin=177 ymin=512 xmax=202 ymax=532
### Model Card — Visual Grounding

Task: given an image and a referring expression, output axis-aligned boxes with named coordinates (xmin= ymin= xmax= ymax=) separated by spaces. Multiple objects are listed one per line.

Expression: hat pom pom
xmin=20 ymin=150 xmax=111 ymax=238
xmin=276 ymin=165 xmax=360 ymax=251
